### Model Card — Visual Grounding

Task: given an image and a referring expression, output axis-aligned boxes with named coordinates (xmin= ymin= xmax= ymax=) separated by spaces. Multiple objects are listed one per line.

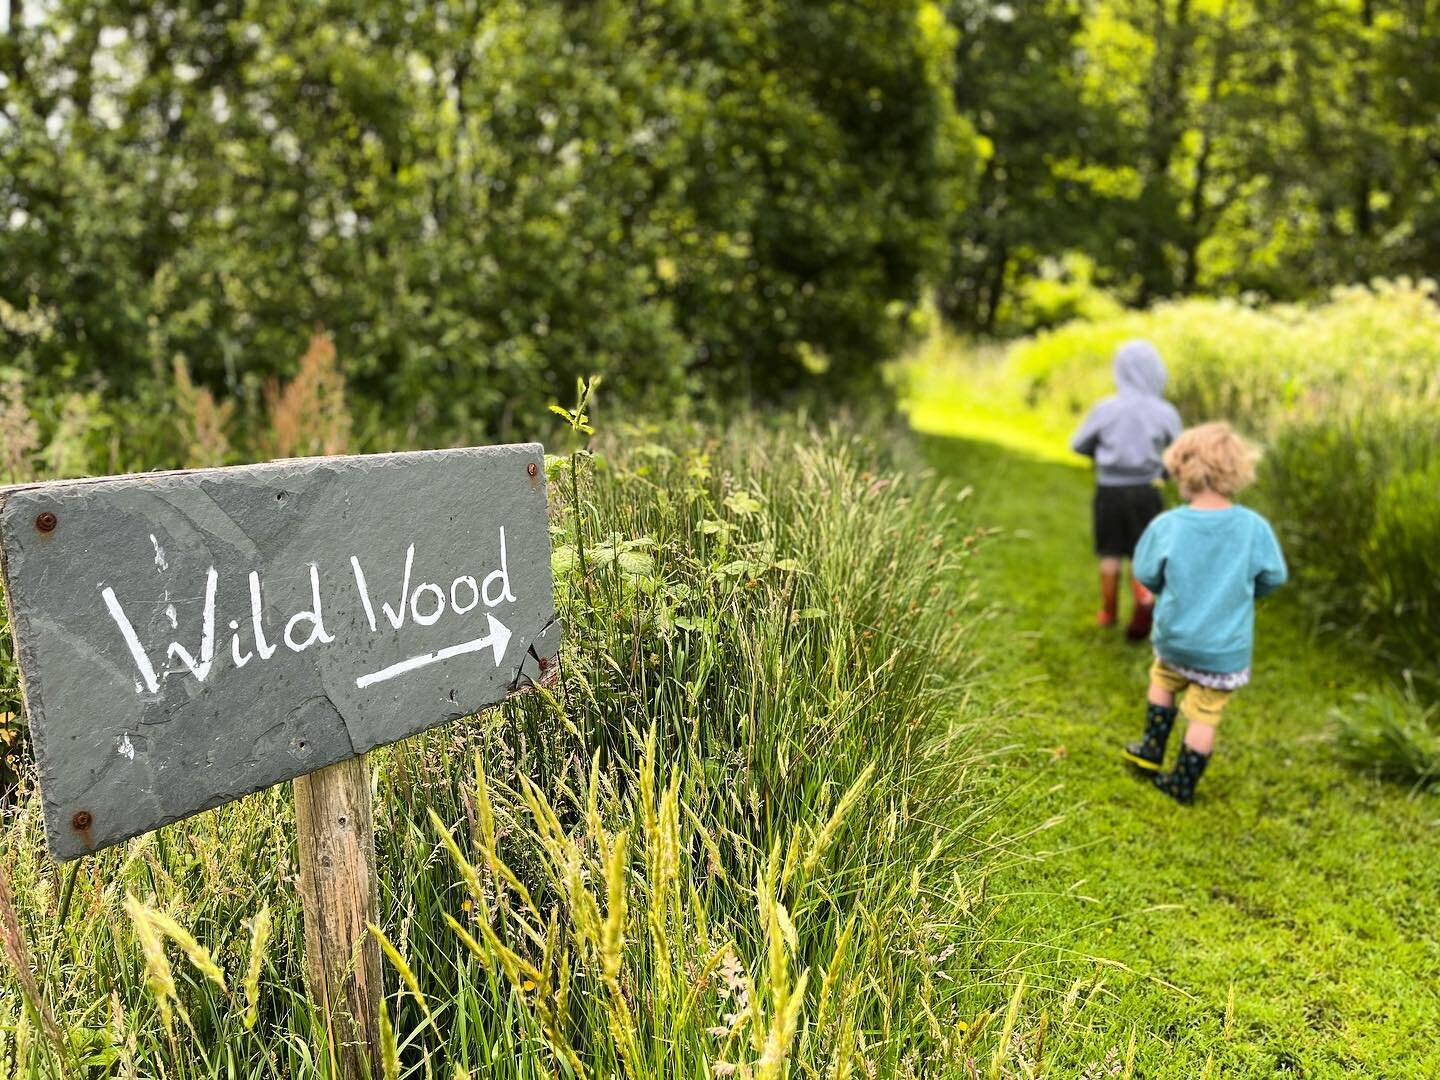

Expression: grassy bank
xmin=0 ymin=411 xmax=1051 ymax=1078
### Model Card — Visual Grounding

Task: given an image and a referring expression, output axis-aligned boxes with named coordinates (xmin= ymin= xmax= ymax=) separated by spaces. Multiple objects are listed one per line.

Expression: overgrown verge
xmin=904 ymin=279 xmax=1440 ymax=782
xmin=0 ymin=410 xmax=1037 ymax=1077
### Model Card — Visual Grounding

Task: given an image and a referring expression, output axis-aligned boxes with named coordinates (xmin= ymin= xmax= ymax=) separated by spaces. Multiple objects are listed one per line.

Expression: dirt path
xmin=921 ymin=430 xmax=1440 ymax=1077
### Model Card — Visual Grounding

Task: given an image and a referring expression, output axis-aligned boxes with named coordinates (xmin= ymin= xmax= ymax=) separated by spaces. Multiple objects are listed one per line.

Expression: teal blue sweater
xmin=1133 ymin=505 xmax=1288 ymax=674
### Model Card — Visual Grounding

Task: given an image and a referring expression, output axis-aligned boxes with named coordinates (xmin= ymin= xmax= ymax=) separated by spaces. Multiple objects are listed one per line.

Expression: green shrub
xmin=0 ymin=1 xmax=976 ymax=434
xmin=1332 ymin=680 xmax=1440 ymax=790
xmin=999 ymin=256 xmax=1125 ymax=336
xmin=1265 ymin=414 xmax=1439 ymax=671
xmin=1365 ymin=457 xmax=1440 ymax=653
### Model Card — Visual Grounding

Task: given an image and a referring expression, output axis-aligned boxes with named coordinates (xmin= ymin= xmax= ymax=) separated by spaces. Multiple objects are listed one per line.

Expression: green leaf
xmin=725 ymin=490 xmax=763 ymax=516
xmin=551 ymin=546 xmax=578 ymax=575
xmin=617 ymin=550 xmax=655 ymax=577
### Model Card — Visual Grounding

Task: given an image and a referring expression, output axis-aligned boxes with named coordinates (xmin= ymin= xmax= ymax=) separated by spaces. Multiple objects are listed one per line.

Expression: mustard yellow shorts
xmin=1149 ymin=658 xmax=1233 ymax=727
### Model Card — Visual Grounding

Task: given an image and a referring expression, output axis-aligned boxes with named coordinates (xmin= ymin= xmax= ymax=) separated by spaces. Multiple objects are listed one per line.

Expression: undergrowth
xmin=0 ymin=405 xmax=1040 ymax=1077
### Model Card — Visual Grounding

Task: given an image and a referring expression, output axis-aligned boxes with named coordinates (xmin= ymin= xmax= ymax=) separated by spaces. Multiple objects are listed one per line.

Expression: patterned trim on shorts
xmin=1156 ymin=655 xmax=1251 ymax=690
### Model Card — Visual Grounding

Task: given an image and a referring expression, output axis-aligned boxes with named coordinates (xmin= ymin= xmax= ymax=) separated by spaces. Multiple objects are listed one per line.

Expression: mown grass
xmin=0 ymin=413 xmax=1062 ymax=1078
xmin=911 ymin=378 xmax=1440 ymax=1076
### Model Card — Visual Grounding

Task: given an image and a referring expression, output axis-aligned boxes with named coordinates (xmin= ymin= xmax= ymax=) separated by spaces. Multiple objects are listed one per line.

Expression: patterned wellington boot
xmin=1125 ymin=577 xmax=1155 ymax=641
xmin=1154 ymin=745 xmax=1211 ymax=805
xmin=1097 ymin=570 xmax=1120 ymax=627
xmin=1122 ymin=703 xmax=1177 ymax=772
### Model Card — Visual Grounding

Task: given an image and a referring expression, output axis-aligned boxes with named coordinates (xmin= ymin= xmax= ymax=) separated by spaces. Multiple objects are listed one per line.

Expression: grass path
xmin=919 ymin=422 xmax=1440 ymax=1077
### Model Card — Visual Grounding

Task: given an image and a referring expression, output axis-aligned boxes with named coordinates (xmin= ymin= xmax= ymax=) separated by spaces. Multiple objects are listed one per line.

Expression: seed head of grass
xmin=123 ymin=894 xmax=182 ymax=1036
xmin=243 ymin=903 xmax=271 ymax=1030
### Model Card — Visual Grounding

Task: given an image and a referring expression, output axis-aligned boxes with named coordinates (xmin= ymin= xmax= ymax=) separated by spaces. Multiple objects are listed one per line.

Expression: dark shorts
xmin=1093 ymin=484 xmax=1163 ymax=558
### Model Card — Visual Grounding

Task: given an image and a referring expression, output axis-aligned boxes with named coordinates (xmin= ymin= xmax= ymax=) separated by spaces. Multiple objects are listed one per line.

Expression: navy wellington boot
xmin=1154 ymin=745 xmax=1211 ymax=805
xmin=1122 ymin=703 xmax=1177 ymax=772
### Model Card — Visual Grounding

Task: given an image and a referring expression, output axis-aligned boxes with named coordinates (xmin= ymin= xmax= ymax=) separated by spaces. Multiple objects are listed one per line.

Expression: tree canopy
xmin=1 ymin=1 xmax=973 ymax=436
xmin=2 ymin=1 xmax=1434 ymax=433
xmin=945 ymin=0 xmax=1439 ymax=330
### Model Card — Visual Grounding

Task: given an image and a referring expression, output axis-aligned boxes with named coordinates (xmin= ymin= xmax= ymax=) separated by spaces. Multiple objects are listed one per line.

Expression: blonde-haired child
xmin=1122 ymin=422 xmax=1288 ymax=803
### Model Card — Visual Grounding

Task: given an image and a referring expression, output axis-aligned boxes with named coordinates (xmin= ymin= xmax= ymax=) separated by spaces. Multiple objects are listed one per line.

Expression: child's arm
xmin=1163 ymin=402 xmax=1183 ymax=447
xmin=1070 ymin=407 xmax=1104 ymax=458
xmin=1132 ymin=520 xmax=1166 ymax=594
xmin=1253 ymin=519 xmax=1288 ymax=598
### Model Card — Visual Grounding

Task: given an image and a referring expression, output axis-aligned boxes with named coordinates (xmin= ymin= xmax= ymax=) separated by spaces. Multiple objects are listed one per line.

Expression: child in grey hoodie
xmin=1070 ymin=340 xmax=1183 ymax=639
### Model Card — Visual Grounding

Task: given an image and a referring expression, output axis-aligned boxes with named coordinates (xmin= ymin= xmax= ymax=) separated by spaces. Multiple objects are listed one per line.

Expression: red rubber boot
xmin=1097 ymin=569 xmax=1120 ymax=627
xmin=1126 ymin=576 xmax=1155 ymax=640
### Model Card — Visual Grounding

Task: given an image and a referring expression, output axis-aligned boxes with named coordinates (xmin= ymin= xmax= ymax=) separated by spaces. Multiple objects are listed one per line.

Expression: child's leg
xmin=1130 ymin=573 xmax=1155 ymax=607
xmin=1182 ymin=721 xmax=1216 ymax=754
xmin=1097 ymin=557 xmax=1122 ymax=626
xmin=1125 ymin=565 xmax=1156 ymax=640
xmin=1154 ymin=686 xmax=1231 ymax=804
xmin=1123 ymin=660 xmax=1184 ymax=770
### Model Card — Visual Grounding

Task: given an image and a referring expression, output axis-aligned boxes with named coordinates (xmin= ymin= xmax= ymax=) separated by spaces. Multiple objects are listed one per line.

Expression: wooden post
xmin=294 ymin=755 xmax=383 ymax=1078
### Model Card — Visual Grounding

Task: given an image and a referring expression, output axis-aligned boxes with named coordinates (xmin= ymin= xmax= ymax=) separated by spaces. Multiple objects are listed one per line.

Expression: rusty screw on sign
xmin=35 ymin=511 xmax=57 ymax=533
xmin=526 ymin=462 xmax=539 ymax=478
xmin=71 ymin=810 xmax=92 ymax=831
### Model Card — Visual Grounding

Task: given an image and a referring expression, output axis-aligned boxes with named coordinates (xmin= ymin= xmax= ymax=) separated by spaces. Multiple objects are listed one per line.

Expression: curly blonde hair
xmin=1164 ymin=421 xmax=1261 ymax=499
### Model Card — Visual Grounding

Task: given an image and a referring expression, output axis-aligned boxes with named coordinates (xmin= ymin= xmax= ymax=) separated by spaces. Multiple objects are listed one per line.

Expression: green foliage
xmin=944 ymin=0 xmax=1440 ymax=327
xmin=0 ymin=587 xmax=24 ymax=802
xmin=1264 ymin=410 xmax=1438 ymax=674
xmin=1005 ymin=255 xmax=1125 ymax=335
xmin=0 ymin=1 xmax=974 ymax=438
xmin=1333 ymin=678 xmax=1440 ymax=791
xmin=1365 ymin=458 xmax=1440 ymax=648
xmin=1003 ymin=280 xmax=1439 ymax=419
xmin=943 ymin=0 xmax=1100 ymax=330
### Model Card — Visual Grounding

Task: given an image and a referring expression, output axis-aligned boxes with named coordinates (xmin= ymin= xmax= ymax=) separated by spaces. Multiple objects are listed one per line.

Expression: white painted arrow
xmin=354 ymin=613 xmax=513 ymax=689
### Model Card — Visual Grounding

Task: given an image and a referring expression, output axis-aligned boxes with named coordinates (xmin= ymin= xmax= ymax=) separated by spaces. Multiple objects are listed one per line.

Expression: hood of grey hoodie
xmin=1069 ymin=339 xmax=1182 ymax=485
xmin=1114 ymin=339 xmax=1168 ymax=397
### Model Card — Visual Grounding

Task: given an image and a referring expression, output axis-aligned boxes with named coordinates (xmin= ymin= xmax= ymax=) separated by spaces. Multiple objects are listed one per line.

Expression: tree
xmin=0 ymin=1 xmax=975 ymax=443
xmin=944 ymin=0 xmax=1440 ymax=326
xmin=944 ymin=0 xmax=1105 ymax=330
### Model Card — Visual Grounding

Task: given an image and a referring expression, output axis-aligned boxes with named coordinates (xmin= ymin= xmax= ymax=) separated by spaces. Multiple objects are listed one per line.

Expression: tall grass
xmin=1003 ymin=280 xmax=1440 ymax=431
xmin=0 ymin=401 xmax=1039 ymax=1076
xmin=1331 ymin=677 xmax=1440 ymax=792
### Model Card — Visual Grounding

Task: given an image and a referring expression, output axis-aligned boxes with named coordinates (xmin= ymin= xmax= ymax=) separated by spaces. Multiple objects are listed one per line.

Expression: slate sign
xmin=0 ymin=445 xmax=560 ymax=860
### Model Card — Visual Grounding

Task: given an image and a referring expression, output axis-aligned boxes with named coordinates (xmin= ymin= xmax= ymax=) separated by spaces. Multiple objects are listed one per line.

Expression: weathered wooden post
xmin=0 ymin=446 xmax=562 ymax=1075
xmin=294 ymin=756 xmax=383 ymax=1073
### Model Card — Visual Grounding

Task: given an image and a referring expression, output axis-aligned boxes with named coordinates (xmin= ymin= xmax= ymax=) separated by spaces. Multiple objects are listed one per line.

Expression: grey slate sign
xmin=0 ymin=445 xmax=560 ymax=860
